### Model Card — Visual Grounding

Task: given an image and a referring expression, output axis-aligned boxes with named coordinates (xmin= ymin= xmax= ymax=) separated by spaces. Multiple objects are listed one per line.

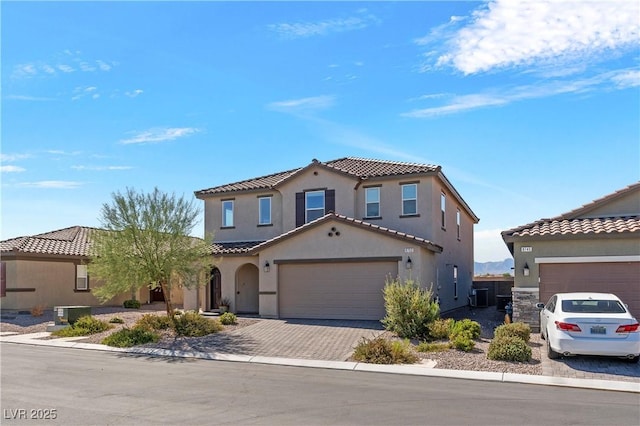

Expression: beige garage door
xmin=540 ymin=262 xmax=640 ymax=319
xmin=279 ymin=261 xmax=398 ymax=320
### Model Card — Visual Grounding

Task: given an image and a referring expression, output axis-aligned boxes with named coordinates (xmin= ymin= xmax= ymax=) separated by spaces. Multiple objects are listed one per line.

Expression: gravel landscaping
xmin=1 ymin=305 xmax=541 ymax=375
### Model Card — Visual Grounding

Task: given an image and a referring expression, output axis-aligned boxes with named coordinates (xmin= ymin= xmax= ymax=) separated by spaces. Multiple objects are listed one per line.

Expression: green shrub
xmin=102 ymin=327 xmax=159 ymax=347
xmin=52 ymin=316 xmax=112 ymax=337
xmin=123 ymin=299 xmax=141 ymax=309
xmin=352 ymin=336 xmax=419 ymax=364
xmin=494 ymin=322 xmax=531 ymax=343
xmin=428 ymin=318 xmax=455 ymax=340
xmin=451 ymin=332 xmax=476 ymax=352
xmin=487 ymin=335 xmax=532 ymax=362
xmin=172 ymin=311 xmax=223 ymax=337
xmin=416 ymin=341 xmax=451 ymax=352
xmin=109 ymin=316 xmax=125 ymax=324
xmin=450 ymin=319 xmax=481 ymax=340
xmin=219 ymin=312 xmax=237 ymax=325
xmin=381 ymin=277 xmax=440 ymax=340
xmin=134 ymin=313 xmax=172 ymax=331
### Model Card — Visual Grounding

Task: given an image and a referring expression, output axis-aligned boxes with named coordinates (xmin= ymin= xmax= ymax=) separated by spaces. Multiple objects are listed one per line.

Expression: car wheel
xmin=546 ymin=332 xmax=559 ymax=359
xmin=624 ymin=355 xmax=639 ymax=364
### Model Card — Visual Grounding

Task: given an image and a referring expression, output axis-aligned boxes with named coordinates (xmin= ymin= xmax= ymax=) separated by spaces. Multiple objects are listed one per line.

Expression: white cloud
xmin=6 ymin=95 xmax=55 ymax=101
xmin=58 ymin=64 xmax=75 ymax=73
xmin=11 ymin=54 xmax=115 ymax=78
xmin=267 ymin=95 xmax=336 ymax=114
xmin=402 ymin=67 xmax=639 ymax=117
xmin=269 ymin=11 xmax=380 ymax=39
xmin=1 ymin=165 xmax=26 ymax=173
xmin=1 ymin=153 xmax=31 ymax=162
xmin=422 ymin=0 xmax=639 ymax=75
xmin=18 ymin=181 xmax=83 ymax=189
xmin=119 ymin=127 xmax=200 ymax=145
xmin=71 ymin=165 xmax=133 ymax=171
xmin=96 ymin=60 xmax=112 ymax=71
xmin=125 ymin=89 xmax=143 ymax=98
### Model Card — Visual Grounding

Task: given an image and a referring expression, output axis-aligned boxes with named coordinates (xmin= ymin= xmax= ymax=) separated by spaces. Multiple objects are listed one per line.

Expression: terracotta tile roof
xmin=504 ymin=216 xmax=640 ymax=238
xmin=211 ymin=241 xmax=264 ymax=255
xmin=1 ymin=226 xmax=94 ymax=257
xmin=195 ymin=157 xmax=440 ymax=196
xmin=249 ymin=213 xmax=443 ymax=254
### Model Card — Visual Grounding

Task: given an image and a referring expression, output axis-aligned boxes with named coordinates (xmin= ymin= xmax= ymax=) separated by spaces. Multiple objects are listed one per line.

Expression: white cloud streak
xmin=1 ymin=165 xmax=26 ymax=173
xmin=269 ymin=11 xmax=380 ymax=39
xmin=71 ymin=165 xmax=133 ymax=171
xmin=402 ymin=67 xmax=640 ymax=118
xmin=1 ymin=153 xmax=31 ymax=162
xmin=421 ymin=0 xmax=639 ymax=75
xmin=119 ymin=127 xmax=200 ymax=145
xmin=12 ymin=53 xmax=116 ymax=79
xmin=267 ymin=95 xmax=336 ymax=114
xmin=18 ymin=181 xmax=83 ymax=189
xmin=5 ymin=95 xmax=56 ymax=101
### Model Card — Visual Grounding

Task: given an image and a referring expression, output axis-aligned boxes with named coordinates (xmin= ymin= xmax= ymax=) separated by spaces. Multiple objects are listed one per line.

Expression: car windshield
xmin=561 ymin=299 xmax=626 ymax=314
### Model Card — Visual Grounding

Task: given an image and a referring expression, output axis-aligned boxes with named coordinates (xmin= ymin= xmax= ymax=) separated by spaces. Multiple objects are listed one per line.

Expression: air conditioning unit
xmin=54 ymin=306 xmax=91 ymax=326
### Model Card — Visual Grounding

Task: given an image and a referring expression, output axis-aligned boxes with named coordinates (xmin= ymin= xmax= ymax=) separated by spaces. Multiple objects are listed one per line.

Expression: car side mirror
xmin=535 ymin=303 xmax=545 ymax=310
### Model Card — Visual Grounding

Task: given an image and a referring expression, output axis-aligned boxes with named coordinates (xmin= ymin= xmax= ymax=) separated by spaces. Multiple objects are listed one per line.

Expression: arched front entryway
xmin=209 ymin=267 xmax=222 ymax=310
xmin=235 ymin=263 xmax=259 ymax=314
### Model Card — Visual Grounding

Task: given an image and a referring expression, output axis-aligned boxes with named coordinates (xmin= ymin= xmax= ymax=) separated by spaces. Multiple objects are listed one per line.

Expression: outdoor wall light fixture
xmin=264 ymin=261 xmax=270 ymax=273
xmin=523 ymin=263 xmax=530 ymax=277
xmin=406 ymin=257 xmax=413 ymax=270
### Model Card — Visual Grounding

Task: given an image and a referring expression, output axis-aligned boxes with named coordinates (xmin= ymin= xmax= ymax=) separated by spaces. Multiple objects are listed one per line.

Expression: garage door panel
xmin=279 ymin=261 xmax=397 ymax=320
xmin=540 ymin=262 xmax=640 ymax=319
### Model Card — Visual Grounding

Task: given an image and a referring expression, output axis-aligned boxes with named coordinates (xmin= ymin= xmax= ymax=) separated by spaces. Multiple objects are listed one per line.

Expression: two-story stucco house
xmin=184 ymin=157 xmax=479 ymax=320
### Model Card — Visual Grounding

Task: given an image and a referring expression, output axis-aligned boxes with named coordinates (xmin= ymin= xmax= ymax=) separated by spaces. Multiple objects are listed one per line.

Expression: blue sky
xmin=2 ymin=1 xmax=639 ymax=262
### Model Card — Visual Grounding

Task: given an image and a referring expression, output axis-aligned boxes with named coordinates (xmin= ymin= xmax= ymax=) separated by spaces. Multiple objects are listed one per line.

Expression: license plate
xmin=591 ymin=326 xmax=606 ymax=335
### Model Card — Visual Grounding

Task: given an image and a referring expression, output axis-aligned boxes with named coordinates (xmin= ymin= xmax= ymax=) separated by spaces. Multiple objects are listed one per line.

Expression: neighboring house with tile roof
xmin=185 ymin=157 xmax=479 ymax=320
xmin=502 ymin=182 xmax=640 ymax=330
xmin=0 ymin=226 xmax=183 ymax=310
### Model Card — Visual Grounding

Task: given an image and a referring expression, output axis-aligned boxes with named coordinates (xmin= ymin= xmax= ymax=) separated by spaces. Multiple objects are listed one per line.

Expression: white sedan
xmin=537 ymin=292 xmax=640 ymax=363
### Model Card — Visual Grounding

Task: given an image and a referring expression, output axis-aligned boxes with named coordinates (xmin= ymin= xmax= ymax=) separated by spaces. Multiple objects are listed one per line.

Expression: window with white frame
xmin=456 ymin=208 xmax=461 ymax=240
xmin=401 ymin=184 xmax=417 ymax=215
xmin=306 ymin=190 xmax=325 ymax=222
xmin=222 ymin=200 xmax=234 ymax=227
xmin=258 ymin=196 xmax=271 ymax=225
xmin=440 ymin=192 xmax=446 ymax=228
xmin=453 ymin=265 xmax=458 ymax=299
xmin=365 ymin=187 xmax=380 ymax=218
xmin=76 ymin=264 xmax=88 ymax=290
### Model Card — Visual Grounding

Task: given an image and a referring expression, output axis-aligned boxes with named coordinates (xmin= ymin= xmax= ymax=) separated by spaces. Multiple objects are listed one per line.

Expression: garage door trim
xmin=536 ymin=255 xmax=640 ymax=264
xmin=274 ymin=256 xmax=401 ymax=265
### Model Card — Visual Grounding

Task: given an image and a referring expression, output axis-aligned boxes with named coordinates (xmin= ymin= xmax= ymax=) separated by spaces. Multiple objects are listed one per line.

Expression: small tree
xmin=89 ymin=187 xmax=213 ymax=319
xmin=381 ymin=276 xmax=440 ymax=340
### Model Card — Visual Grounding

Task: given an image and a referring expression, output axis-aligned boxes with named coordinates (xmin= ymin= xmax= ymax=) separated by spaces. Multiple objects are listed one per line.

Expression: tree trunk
xmin=160 ymin=280 xmax=174 ymax=318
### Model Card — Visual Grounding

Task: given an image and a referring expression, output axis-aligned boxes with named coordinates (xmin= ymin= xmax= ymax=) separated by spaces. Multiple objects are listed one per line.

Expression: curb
xmin=1 ymin=336 xmax=638 ymax=394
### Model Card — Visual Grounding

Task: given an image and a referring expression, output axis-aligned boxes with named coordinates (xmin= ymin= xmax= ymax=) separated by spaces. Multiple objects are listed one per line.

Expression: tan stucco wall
xmin=511 ymin=235 xmax=640 ymax=289
xmin=1 ymin=259 xmax=130 ymax=311
xmin=257 ymin=218 xmax=438 ymax=318
xmin=580 ymin=189 xmax=639 ymax=217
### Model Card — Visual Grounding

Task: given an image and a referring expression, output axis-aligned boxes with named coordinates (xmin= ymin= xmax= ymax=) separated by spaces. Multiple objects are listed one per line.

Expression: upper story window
xmin=456 ymin=208 xmax=461 ymax=240
xmin=76 ymin=264 xmax=88 ymax=291
xmin=365 ymin=187 xmax=380 ymax=218
xmin=401 ymin=184 xmax=417 ymax=215
xmin=258 ymin=196 xmax=271 ymax=225
xmin=222 ymin=200 xmax=234 ymax=228
xmin=306 ymin=190 xmax=325 ymax=223
xmin=441 ymin=192 xmax=446 ymax=228
xmin=453 ymin=265 xmax=458 ymax=299
xmin=296 ymin=189 xmax=335 ymax=227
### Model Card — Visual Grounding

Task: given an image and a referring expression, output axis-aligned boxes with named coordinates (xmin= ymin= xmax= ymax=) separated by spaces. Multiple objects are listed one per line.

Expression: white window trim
xmin=401 ymin=184 xmax=417 ymax=215
xmin=535 ymin=255 xmax=640 ymax=264
xmin=365 ymin=187 xmax=381 ymax=218
xmin=222 ymin=200 xmax=234 ymax=227
xmin=305 ymin=190 xmax=325 ymax=223
xmin=258 ymin=197 xmax=271 ymax=225
xmin=76 ymin=265 xmax=88 ymax=290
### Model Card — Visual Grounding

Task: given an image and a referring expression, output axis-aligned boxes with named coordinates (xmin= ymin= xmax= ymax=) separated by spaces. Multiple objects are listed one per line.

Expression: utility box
xmin=54 ymin=306 xmax=91 ymax=326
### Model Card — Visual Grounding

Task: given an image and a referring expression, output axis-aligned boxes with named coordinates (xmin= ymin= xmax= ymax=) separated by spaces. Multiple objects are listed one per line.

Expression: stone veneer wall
xmin=511 ymin=287 xmax=540 ymax=332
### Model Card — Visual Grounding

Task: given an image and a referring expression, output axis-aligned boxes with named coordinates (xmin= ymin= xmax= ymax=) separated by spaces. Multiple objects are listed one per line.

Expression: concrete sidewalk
xmin=1 ymin=331 xmax=638 ymax=394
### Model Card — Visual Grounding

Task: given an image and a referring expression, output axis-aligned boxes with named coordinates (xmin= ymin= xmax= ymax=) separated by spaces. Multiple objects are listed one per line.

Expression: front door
xmin=236 ymin=264 xmax=259 ymax=314
xmin=150 ymin=286 xmax=164 ymax=302
xmin=210 ymin=268 xmax=222 ymax=309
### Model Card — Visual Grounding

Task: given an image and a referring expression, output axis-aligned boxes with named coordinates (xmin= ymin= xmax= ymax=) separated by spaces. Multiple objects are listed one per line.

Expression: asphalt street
xmin=1 ymin=344 xmax=639 ymax=425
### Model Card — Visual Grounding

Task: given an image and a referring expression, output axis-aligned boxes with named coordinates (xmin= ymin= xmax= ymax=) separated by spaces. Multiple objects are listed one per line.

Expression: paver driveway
xmin=157 ymin=319 xmax=386 ymax=361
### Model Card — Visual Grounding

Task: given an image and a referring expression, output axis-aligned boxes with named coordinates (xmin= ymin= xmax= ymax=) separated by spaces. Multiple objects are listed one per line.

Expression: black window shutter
xmin=325 ymin=189 xmax=335 ymax=214
xmin=295 ymin=192 xmax=305 ymax=227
